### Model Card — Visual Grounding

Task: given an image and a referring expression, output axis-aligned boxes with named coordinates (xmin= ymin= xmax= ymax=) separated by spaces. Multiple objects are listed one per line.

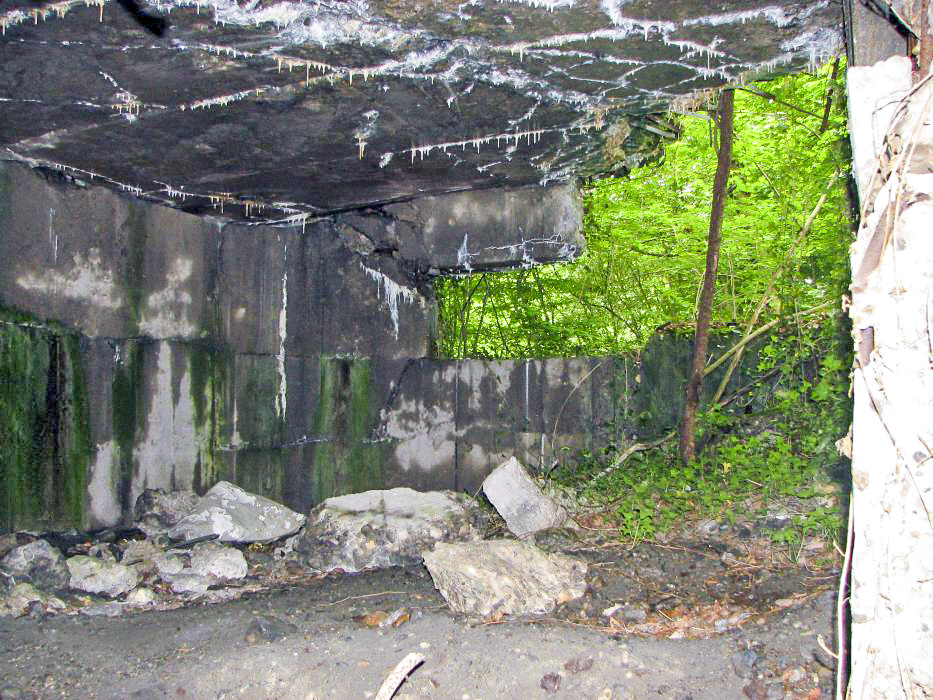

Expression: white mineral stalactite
xmin=276 ymin=239 xmax=288 ymax=420
xmin=361 ymin=263 xmax=417 ymax=340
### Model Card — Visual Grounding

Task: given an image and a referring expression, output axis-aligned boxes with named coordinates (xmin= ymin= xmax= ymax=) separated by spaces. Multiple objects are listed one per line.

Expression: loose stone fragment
xmin=296 ymin=488 xmax=482 ymax=574
xmin=243 ymin=615 xmax=298 ymax=643
xmin=188 ymin=542 xmax=247 ymax=581
xmin=482 ymin=457 xmax=568 ymax=538
xmin=66 ymin=555 xmax=138 ymax=598
xmin=422 ymin=539 xmax=588 ymax=618
xmin=168 ymin=481 xmax=306 ymax=544
xmin=134 ymin=489 xmax=200 ymax=536
xmin=0 ymin=539 xmax=70 ymax=591
xmin=164 ymin=572 xmax=213 ymax=594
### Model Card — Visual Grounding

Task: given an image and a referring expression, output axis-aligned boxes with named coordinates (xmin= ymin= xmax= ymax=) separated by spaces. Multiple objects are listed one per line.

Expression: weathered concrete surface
xmin=0 ymin=1 xmax=840 ymax=217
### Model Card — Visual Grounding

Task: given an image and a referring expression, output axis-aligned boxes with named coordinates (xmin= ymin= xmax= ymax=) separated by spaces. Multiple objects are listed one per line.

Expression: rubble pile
xmin=1 ymin=458 xmax=585 ymax=621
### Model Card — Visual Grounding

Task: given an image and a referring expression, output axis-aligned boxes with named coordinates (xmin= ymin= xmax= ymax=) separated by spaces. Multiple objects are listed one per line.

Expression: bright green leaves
xmin=435 ymin=60 xmax=851 ymax=360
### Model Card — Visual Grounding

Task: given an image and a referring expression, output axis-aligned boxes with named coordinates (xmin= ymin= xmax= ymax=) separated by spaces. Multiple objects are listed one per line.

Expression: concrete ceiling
xmin=0 ymin=0 xmax=842 ymax=221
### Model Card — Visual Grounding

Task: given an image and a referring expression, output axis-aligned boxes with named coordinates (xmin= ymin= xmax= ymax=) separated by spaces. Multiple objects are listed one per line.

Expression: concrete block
xmin=482 ymin=456 xmax=568 ymax=538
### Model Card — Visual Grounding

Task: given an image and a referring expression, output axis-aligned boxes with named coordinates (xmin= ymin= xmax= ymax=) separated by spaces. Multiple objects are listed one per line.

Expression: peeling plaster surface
xmin=131 ymin=342 xmax=198 ymax=507
xmin=0 ymin=0 xmax=841 ymax=217
xmin=87 ymin=440 xmax=122 ymax=527
xmin=16 ymin=248 xmax=123 ymax=310
xmin=138 ymin=257 xmax=198 ymax=338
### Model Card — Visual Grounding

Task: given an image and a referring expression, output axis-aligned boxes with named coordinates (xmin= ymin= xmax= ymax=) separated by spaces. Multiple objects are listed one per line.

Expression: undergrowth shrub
xmin=551 ymin=318 xmax=850 ymax=552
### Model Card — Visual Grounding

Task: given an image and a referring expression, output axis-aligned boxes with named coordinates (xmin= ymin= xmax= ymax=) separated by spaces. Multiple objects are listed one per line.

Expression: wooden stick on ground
xmin=374 ymin=652 xmax=425 ymax=700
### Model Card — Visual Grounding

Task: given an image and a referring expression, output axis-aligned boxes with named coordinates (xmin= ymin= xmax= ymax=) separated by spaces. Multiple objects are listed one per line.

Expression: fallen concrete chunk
xmin=482 ymin=457 xmax=568 ymax=538
xmin=188 ymin=542 xmax=247 ymax=581
xmin=0 ymin=539 xmax=70 ymax=591
xmin=168 ymin=481 xmax=306 ymax=544
xmin=422 ymin=539 xmax=587 ymax=618
xmin=295 ymin=488 xmax=482 ymax=574
xmin=66 ymin=555 xmax=138 ymax=598
xmin=134 ymin=489 xmax=200 ymax=537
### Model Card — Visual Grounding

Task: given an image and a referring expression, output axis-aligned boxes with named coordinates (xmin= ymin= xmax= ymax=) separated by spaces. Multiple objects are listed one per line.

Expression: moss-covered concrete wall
xmin=0 ymin=160 xmax=760 ymax=532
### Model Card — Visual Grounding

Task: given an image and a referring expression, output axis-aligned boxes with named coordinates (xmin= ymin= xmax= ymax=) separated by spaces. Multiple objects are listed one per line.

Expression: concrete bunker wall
xmin=0 ymin=160 xmax=752 ymax=531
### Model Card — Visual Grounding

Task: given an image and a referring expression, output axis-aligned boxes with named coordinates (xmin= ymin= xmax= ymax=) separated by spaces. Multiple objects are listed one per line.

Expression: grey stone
xmin=422 ymin=539 xmax=588 ymax=618
xmin=0 ymin=540 xmax=70 ymax=591
xmin=66 ymin=555 xmax=138 ymax=598
xmin=134 ymin=489 xmax=200 ymax=537
xmin=187 ymin=542 xmax=247 ymax=581
xmin=622 ymin=606 xmax=648 ymax=624
xmin=168 ymin=481 xmax=306 ymax=544
xmin=164 ymin=572 xmax=213 ymax=595
xmin=120 ymin=539 xmax=163 ymax=573
xmin=244 ymin=615 xmax=298 ymax=643
xmin=482 ymin=457 xmax=568 ymax=538
xmin=296 ymin=488 xmax=482 ymax=574
xmin=731 ymin=650 xmax=759 ymax=679
xmin=152 ymin=553 xmax=185 ymax=578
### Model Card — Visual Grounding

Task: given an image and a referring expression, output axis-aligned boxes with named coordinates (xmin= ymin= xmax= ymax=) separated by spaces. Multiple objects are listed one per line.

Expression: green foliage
xmin=552 ymin=319 xmax=850 ymax=549
xmin=435 ymin=60 xmax=851 ymax=358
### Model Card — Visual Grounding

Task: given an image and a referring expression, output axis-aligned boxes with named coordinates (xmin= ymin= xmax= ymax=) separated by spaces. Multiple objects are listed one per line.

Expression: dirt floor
xmin=0 ymin=525 xmax=840 ymax=700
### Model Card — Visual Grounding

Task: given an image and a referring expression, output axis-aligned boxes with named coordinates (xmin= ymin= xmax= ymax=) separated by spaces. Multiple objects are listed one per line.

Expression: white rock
xmin=152 ymin=552 xmax=185 ymax=577
xmin=422 ymin=539 xmax=588 ymax=618
xmin=67 ymin=555 xmax=138 ymax=598
xmin=165 ymin=572 xmax=213 ymax=594
xmin=482 ymin=457 xmax=568 ymax=538
xmin=168 ymin=481 xmax=306 ymax=543
xmin=125 ymin=586 xmax=157 ymax=605
xmin=188 ymin=542 xmax=247 ymax=580
xmin=0 ymin=539 xmax=70 ymax=590
xmin=295 ymin=488 xmax=482 ymax=574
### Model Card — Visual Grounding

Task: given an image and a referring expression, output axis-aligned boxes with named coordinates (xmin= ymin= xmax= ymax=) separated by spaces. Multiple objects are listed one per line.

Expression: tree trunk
xmin=678 ymin=89 xmax=734 ymax=464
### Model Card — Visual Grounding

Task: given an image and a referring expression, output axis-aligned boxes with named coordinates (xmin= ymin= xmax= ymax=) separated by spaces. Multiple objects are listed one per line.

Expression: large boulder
xmin=134 ymin=489 xmax=200 ymax=537
xmin=295 ymin=488 xmax=483 ymax=574
xmin=66 ymin=556 xmax=138 ymax=598
xmin=422 ymin=539 xmax=588 ymax=618
xmin=482 ymin=457 xmax=568 ymax=538
xmin=0 ymin=539 xmax=70 ymax=591
xmin=168 ymin=481 xmax=306 ymax=544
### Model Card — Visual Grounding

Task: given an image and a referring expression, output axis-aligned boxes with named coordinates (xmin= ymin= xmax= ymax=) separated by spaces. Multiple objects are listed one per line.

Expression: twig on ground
xmin=320 ymin=591 xmax=410 ymax=607
xmin=374 ymin=652 xmax=425 ymax=700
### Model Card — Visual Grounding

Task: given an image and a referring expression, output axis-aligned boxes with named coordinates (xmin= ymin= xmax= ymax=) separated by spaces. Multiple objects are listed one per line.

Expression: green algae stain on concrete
xmin=0 ymin=308 xmax=91 ymax=532
xmin=188 ymin=342 xmax=229 ymax=491
xmin=59 ymin=333 xmax=90 ymax=527
xmin=310 ymin=357 xmax=386 ymax=505
xmin=111 ymin=339 xmax=144 ymax=516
